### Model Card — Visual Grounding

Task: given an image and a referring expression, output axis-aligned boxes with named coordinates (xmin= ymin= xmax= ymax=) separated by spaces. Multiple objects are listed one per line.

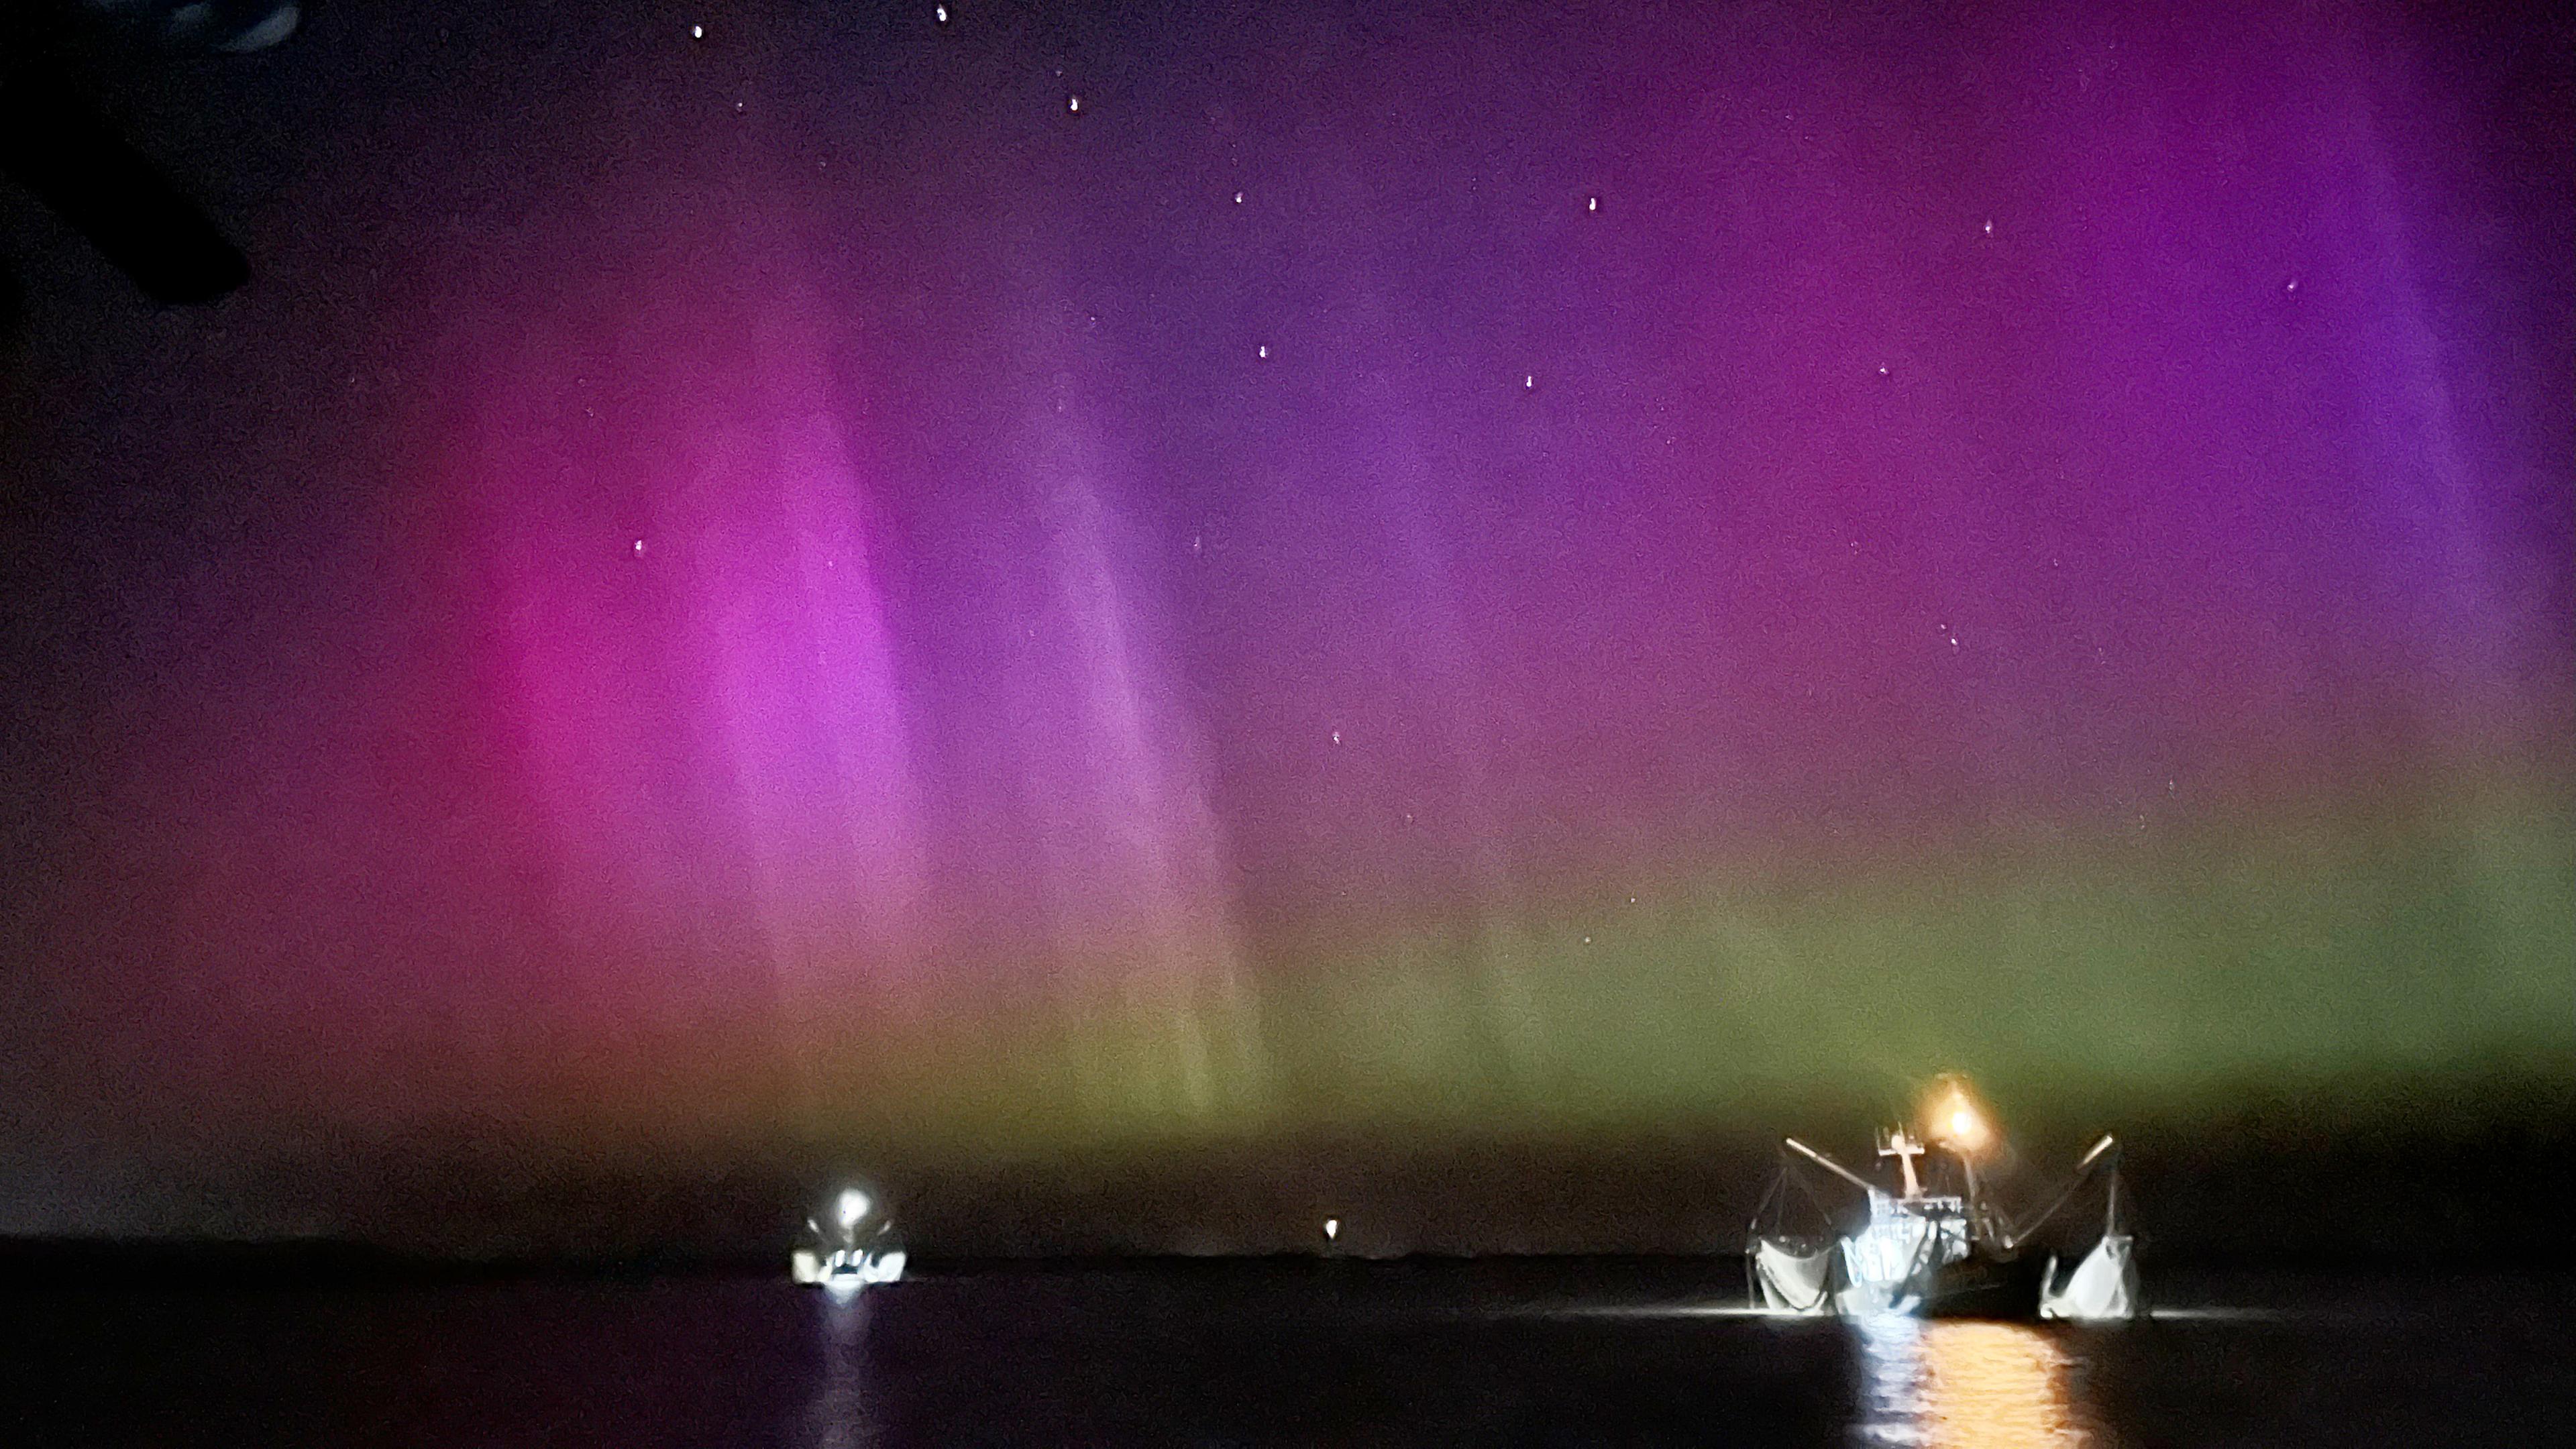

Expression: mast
xmin=1877 ymin=1128 xmax=1927 ymax=1199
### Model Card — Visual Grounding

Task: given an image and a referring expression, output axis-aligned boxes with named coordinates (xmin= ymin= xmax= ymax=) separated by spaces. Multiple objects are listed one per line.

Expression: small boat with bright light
xmin=792 ymin=1187 xmax=907 ymax=1291
xmin=1746 ymin=1075 xmax=2137 ymax=1321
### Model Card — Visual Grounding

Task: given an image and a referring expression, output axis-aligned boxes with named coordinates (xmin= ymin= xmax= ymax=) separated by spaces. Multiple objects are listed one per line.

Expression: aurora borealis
xmin=0 ymin=0 xmax=2567 ymax=1240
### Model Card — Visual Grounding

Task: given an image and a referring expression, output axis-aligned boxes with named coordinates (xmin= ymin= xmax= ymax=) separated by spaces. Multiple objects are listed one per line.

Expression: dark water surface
xmin=3 ymin=1263 xmax=2566 ymax=1445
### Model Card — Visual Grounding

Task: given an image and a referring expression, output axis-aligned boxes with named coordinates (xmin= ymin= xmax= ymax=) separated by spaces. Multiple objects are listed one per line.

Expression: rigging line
xmin=1789 ymin=1163 xmax=1837 ymax=1232
xmin=1752 ymin=1167 xmax=1785 ymax=1231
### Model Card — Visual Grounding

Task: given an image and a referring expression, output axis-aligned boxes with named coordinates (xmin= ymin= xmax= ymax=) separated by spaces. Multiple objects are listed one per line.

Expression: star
xmin=1257 ymin=344 xmax=1268 ymax=359
xmin=1523 ymin=374 xmax=1534 ymax=389
xmin=690 ymin=23 xmax=703 ymax=40
xmin=1982 ymin=219 xmax=1993 ymax=235
xmin=935 ymin=5 xmax=948 ymax=20
xmin=1233 ymin=191 xmax=1244 ymax=204
xmin=1068 ymin=95 xmax=1081 ymax=113
xmin=1587 ymin=196 xmax=1599 ymax=212
xmin=1329 ymin=729 xmax=1342 ymax=745
xmin=633 ymin=539 xmax=647 ymax=557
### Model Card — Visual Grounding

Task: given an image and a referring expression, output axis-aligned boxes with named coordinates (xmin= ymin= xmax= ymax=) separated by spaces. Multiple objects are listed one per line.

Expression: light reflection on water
xmin=1853 ymin=1316 xmax=2092 ymax=1446
xmin=790 ymin=1287 xmax=2101 ymax=1446
xmin=798 ymin=1289 xmax=878 ymax=1449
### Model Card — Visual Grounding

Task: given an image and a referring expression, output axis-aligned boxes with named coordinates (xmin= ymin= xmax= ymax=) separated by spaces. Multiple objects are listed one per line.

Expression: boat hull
xmin=1919 ymin=1249 xmax=2048 ymax=1319
xmin=1751 ymin=1236 xmax=2057 ymax=1320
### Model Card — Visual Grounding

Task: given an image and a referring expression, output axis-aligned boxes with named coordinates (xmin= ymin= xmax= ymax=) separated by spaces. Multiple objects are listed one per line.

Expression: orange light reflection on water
xmin=1923 ymin=1322 xmax=2088 ymax=1446
xmin=1855 ymin=1318 xmax=2092 ymax=1447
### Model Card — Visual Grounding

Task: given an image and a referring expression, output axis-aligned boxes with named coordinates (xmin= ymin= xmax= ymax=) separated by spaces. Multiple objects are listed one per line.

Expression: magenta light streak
xmin=471 ymin=252 xmax=923 ymax=1030
xmin=460 ymin=221 xmax=1268 ymax=1117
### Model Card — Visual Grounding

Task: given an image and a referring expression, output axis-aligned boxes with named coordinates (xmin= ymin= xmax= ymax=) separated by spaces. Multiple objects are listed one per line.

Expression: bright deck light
xmin=837 ymin=1188 xmax=871 ymax=1228
xmin=1941 ymin=1099 xmax=1989 ymax=1149
xmin=1923 ymin=1073 xmax=1993 ymax=1153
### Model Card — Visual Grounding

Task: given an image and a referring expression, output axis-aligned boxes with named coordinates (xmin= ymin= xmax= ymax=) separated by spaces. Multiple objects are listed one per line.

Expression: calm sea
xmin=1 ymin=1262 xmax=2565 ymax=1444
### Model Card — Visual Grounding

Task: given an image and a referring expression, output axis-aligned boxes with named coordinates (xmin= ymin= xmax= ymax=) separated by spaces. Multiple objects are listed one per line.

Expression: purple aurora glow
xmin=0 ymin=0 xmax=2563 ymax=1224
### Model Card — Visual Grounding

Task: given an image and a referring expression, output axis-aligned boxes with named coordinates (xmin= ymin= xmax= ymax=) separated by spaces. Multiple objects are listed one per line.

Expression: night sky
xmin=0 ymin=1 xmax=2568 ymax=1241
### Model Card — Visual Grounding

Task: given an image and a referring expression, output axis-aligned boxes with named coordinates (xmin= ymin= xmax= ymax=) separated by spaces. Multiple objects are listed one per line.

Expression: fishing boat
xmin=792 ymin=1186 xmax=907 ymax=1291
xmin=1746 ymin=1075 xmax=2137 ymax=1320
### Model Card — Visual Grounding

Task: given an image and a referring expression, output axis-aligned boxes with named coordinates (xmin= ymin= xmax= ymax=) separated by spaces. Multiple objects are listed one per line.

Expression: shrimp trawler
xmin=792 ymin=1187 xmax=907 ymax=1291
xmin=1746 ymin=1075 xmax=2138 ymax=1320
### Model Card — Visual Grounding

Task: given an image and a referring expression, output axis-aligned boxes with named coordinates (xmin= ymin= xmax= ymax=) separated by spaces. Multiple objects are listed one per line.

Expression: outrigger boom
xmin=1782 ymin=1137 xmax=1878 ymax=1195
xmin=2000 ymin=1133 xmax=2118 ymax=1252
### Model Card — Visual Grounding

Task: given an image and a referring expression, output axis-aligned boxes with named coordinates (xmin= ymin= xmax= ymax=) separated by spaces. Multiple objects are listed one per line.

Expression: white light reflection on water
xmin=798 ymin=1287 xmax=879 ymax=1449
xmin=1852 ymin=1314 xmax=1931 ymax=1443
xmin=1852 ymin=1317 xmax=2092 ymax=1447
